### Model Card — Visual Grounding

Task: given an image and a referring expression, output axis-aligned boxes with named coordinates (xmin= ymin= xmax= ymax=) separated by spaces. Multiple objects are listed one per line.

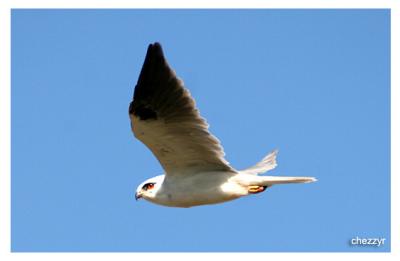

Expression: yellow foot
xmin=248 ymin=185 xmax=266 ymax=194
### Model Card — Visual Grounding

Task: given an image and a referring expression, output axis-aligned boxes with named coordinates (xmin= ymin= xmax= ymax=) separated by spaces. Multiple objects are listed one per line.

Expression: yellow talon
xmin=248 ymin=186 xmax=263 ymax=193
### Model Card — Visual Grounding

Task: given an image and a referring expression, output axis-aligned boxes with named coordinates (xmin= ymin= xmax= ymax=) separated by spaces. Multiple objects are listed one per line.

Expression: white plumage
xmin=130 ymin=43 xmax=316 ymax=208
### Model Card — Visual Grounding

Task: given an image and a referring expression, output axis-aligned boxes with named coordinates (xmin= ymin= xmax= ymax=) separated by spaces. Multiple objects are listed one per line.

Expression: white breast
xmin=150 ymin=171 xmax=244 ymax=208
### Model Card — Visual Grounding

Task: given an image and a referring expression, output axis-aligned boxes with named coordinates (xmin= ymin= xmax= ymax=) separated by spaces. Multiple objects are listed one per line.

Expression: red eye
xmin=143 ymin=183 xmax=155 ymax=191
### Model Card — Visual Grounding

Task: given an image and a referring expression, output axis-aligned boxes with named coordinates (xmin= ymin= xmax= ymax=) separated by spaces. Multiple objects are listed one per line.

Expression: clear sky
xmin=11 ymin=9 xmax=390 ymax=252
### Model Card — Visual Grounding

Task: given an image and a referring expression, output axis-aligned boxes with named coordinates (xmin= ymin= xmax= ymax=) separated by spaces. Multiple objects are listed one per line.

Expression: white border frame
xmin=1 ymin=1 xmax=398 ymax=260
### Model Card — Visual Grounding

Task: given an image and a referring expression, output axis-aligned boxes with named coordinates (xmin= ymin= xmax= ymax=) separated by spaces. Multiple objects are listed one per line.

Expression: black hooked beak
xmin=135 ymin=192 xmax=142 ymax=201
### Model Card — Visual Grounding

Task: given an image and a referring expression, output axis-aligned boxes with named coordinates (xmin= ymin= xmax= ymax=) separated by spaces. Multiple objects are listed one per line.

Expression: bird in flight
xmin=129 ymin=42 xmax=316 ymax=208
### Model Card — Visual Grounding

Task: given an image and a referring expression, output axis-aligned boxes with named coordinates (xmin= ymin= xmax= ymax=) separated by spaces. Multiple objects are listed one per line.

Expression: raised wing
xmin=129 ymin=43 xmax=235 ymax=175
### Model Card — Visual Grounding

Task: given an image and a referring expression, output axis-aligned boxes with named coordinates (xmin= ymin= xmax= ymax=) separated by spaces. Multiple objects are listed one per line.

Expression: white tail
xmin=242 ymin=149 xmax=278 ymax=175
xmin=241 ymin=149 xmax=317 ymax=186
xmin=257 ymin=176 xmax=317 ymax=186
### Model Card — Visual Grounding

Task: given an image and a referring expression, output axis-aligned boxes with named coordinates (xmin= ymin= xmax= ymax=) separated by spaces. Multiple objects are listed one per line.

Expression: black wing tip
xmin=130 ymin=42 xmax=166 ymax=120
xmin=147 ymin=42 xmax=164 ymax=60
xmin=134 ymin=42 xmax=166 ymax=94
xmin=149 ymin=42 xmax=162 ymax=49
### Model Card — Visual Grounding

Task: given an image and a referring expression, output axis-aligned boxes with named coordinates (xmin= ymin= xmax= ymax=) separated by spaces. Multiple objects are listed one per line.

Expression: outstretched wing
xmin=129 ymin=43 xmax=235 ymax=175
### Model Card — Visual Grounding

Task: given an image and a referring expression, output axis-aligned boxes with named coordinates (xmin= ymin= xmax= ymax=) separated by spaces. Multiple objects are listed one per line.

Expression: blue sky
xmin=11 ymin=9 xmax=390 ymax=252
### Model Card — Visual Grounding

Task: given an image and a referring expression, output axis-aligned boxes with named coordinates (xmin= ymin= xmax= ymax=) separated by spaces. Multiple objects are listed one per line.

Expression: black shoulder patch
xmin=129 ymin=101 xmax=158 ymax=121
xmin=135 ymin=106 xmax=158 ymax=120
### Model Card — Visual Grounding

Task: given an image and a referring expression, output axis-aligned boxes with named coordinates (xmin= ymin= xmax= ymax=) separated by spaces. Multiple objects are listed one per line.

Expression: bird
xmin=129 ymin=42 xmax=316 ymax=208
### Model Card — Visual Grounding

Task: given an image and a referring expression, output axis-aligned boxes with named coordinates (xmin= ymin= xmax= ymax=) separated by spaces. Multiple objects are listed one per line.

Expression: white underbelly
xmin=151 ymin=171 xmax=245 ymax=208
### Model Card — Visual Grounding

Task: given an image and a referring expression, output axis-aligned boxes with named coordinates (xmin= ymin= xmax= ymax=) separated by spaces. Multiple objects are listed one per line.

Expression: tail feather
xmin=256 ymin=176 xmax=317 ymax=186
xmin=243 ymin=149 xmax=278 ymax=175
xmin=241 ymin=149 xmax=317 ymax=186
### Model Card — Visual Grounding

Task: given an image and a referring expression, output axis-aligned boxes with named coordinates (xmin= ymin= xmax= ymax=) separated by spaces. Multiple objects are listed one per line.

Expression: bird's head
xmin=135 ymin=175 xmax=164 ymax=201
